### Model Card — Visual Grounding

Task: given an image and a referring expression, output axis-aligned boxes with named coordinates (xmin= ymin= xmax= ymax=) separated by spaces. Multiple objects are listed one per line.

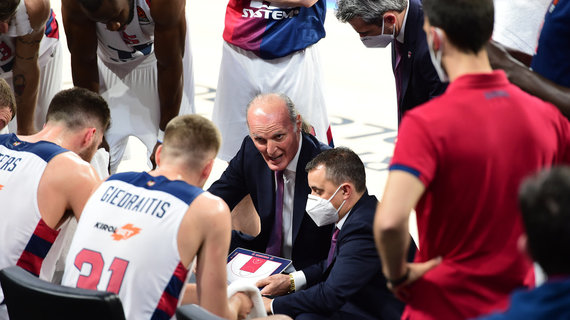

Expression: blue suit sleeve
xmin=272 ymin=219 xmax=382 ymax=317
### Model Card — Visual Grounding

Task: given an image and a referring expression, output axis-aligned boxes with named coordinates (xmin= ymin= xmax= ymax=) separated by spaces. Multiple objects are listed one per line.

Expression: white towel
xmin=227 ymin=280 xmax=267 ymax=319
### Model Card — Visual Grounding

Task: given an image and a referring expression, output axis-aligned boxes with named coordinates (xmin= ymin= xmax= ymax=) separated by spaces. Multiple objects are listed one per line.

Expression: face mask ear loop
xmin=336 ymin=199 xmax=347 ymax=214
xmin=328 ymin=185 xmax=344 ymax=202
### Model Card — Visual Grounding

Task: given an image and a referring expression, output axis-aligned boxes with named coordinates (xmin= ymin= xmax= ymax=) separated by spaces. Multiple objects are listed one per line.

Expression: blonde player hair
xmin=161 ymin=114 xmax=221 ymax=170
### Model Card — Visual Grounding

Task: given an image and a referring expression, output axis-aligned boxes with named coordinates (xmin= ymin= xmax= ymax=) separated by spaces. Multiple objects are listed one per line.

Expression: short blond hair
xmin=0 ymin=79 xmax=16 ymax=120
xmin=162 ymin=115 xmax=221 ymax=169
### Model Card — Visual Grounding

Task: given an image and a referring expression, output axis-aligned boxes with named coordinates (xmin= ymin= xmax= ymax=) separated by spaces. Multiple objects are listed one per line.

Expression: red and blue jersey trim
xmin=16 ymin=219 xmax=60 ymax=277
xmin=44 ymin=9 xmax=59 ymax=39
xmin=151 ymin=262 xmax=188 ymax=320
xmin=389 ymin=163 xmax=421 ymax=178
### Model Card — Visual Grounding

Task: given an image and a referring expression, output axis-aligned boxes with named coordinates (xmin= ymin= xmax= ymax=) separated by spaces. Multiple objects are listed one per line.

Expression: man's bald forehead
xmin=246 ymin=93 xmax=296 ymax=127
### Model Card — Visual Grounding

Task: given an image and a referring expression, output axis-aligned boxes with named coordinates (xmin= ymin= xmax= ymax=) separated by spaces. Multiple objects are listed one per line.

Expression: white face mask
xmin=427 ymin=27 xmax=449 ymax=83
xmin=305 ymin=185 xmax=346 ymax=227
xmin=360 ymin=18 xmax=394 ymax=48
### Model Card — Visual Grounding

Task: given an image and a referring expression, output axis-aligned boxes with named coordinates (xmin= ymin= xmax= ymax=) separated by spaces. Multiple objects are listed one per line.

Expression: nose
xmin=267 ymin=140 xmax=278 ymax=155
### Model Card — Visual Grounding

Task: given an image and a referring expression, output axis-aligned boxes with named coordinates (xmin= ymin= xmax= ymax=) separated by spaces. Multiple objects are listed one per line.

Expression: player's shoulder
xmin=189 ymin=191 xmax=230 ymax=220
xmin=23 ymin=0 xmax=51 ymax=31
xmin=48 ymin=152 xmax=99 ymax=183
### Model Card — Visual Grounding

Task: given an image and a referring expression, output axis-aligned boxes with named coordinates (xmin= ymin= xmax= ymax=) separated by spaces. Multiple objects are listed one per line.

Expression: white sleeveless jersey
xmin=0 ymin=0 xmax=60 ymax=74
xmin=0 ymin=134 xmax=68 ymax=317
xmin=96 ymin=0 xmax=155 ymax=64
xmin=62 ymin=172 xmax=203 ymax=320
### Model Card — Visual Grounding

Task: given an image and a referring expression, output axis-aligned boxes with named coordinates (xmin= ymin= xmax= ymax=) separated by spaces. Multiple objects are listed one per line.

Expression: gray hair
xmin=335 ymin=0 xmax=407 ymax=25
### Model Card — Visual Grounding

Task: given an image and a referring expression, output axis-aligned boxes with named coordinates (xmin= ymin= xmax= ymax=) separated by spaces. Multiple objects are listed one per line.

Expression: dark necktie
xmin=327 ymin=227 xmax=340 ymax=266
xmin=266 ymin=170 xmax=284 ymax=256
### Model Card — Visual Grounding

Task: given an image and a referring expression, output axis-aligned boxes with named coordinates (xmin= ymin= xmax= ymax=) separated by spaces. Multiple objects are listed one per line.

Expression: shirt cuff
xmin=291 ymin=270 xmax=307 ymax=291
xmin=270 ymin=298 xmax=275 ymax=315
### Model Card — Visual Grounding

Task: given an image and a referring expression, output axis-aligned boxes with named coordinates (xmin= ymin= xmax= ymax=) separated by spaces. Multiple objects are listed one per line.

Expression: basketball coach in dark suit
xmin=208 ymin=93 xmax=332 ymax=270
xmin=257 ymin=148 xmax=403 ymax=319
xmin=336 ymin=0 xmax=447 ymax=123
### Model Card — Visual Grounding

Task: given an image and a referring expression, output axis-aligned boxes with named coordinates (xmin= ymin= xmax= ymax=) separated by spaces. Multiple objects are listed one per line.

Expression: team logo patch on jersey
xmin=12 ymin=141 xmax=21 ymax=146
xmin=112 ymin=223 xmax=141 ymax=241
xmin=147 ymin=180 xmax=155 ymax=187
xmin=137 ymin=6 xmax=150 ymax=24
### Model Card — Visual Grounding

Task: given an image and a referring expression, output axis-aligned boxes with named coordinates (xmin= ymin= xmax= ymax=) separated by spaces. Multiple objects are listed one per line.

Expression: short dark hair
xmin=518 ymin=166 xmax=570 ymax=276
xmin=306 ymin=147 xmax=366 ymax=193
xmin=46 ymin=87 xmax=111 ymax=132
xmin=335 ymin=0 xmax=406 ymax=25
xmin=423 ymin=0 xmax=494 ymax=54
xmin=0 ymin=79 xmax=16 ymax=120
xmin=0 ymin=0 xmax=20 ymax=21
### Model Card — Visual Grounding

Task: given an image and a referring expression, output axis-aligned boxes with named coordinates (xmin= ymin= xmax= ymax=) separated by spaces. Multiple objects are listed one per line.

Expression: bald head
xmin=246 ymin=93 xmax=298 ymax=128
xmin=246 ymin=93 xmax=302 ymax=172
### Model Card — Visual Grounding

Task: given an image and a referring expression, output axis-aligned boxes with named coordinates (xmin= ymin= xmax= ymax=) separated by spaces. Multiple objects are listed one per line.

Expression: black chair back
xmin=0 ymin=266 xmax=126 ymax=320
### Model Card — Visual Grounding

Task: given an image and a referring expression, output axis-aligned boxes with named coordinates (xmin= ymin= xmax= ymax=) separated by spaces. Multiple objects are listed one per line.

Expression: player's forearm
xmin=157 ymin=62 xmax=183 ymax=130
xmin=487 ymin=40 xmax=570 ymax=119
xmin=70 ymin=56 xmax=100 ymax=93
xmin=507 ymin=65 xmax=570 ymax=119
xmin=374 ymin=208 xmax=410 ymax=280
xmin=180 ymin=283 xmax=198 ymax=305
xmin=12 ymin=61 xmax=40 ymax=134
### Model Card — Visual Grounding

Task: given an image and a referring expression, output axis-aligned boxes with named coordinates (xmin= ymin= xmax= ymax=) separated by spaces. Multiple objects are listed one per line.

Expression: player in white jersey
xmin=0 ymin=0 xmax=62 ymax=135
xmin=62 ymin=115 xmax=253 ymax=320
xmin=0 ymin=87 xmax=110 ymax=320
xmin=62 ymin=0 xmax=195 ymax=173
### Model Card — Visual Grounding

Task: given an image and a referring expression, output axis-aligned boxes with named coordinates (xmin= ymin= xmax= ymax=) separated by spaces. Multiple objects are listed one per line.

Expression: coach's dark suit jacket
xmin=393 ymin=0 xmax=447 ymax=124
xmin=208 ymin=132 xmax=332 ymax=270
xmin=272 ymin=192 xmax=404 ymax=319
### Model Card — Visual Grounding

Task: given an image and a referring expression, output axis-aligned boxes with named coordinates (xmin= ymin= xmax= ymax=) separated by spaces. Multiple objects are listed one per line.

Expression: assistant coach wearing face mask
xmin=256 ymin=148 xmax=403 ymax=320
xmin=335 ymin=0 xmax=446 ymax=124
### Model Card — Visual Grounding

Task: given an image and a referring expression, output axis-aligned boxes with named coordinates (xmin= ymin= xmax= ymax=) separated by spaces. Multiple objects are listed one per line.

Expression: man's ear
xmin=430 ymin=27 xmax=445 ymax=51
xmin=155 ymin=144 xmax=163 ymax=167
xmin=295 ymin=114 xmax=302 ymax=133
xmin=383 ymin=12 xmax=396 ymax=26
xmin=201 ymin=158 xmax=215 ymax=182
xmin=83 ymin=127 xmax=96 ymax=147
xmin=341 ymin=183 xmax=353 ymax=200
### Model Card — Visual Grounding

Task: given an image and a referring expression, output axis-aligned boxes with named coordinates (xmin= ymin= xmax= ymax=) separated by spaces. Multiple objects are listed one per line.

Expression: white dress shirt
xmin=278 ymin=136 xmax=302 ymax=263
